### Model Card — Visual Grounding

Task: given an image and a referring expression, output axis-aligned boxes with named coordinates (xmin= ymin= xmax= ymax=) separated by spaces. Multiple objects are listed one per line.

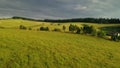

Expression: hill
xmin=0 ymin=19 xmax=120 ymax=32
xmin=0 ymin=29 xmax=120 ymax=68
xmin=0 ymin=19 xmax=120 ymax=68
xmin=0 ymin=19 xmax=42 ymax=29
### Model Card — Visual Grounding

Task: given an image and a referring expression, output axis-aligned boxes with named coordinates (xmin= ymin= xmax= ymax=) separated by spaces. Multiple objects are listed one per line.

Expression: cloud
xmin=74 ymin=5 xmax=88 ymax=10
xmin=0 ymin=0 xmax=120 ymax=19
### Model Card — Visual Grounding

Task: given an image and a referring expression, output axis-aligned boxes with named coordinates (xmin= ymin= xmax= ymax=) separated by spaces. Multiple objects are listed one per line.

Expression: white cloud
xmin=74 ymin=5 xmax=88 ymax=10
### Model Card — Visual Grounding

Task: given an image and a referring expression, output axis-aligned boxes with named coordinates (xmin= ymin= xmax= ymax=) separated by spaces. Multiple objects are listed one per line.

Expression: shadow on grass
xmin=100 ymin=26 xmax=120 ymax=33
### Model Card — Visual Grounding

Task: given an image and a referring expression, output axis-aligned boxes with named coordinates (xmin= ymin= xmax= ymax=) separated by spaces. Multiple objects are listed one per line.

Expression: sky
xmin=0 ymin=0 xmax=120 ymax=19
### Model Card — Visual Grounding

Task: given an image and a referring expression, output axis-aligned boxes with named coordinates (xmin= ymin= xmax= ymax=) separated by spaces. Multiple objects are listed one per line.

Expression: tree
xmin=40 ymin=27 xmax=49 ymax=31
xmin=69 ymin=24 xmax=81 ymax=34
xmin=44 ymin=18 xmax=120 ymax=24
xmin=53 ymin=28 xmax=61 ymax=32
xmin=69 ymin=24 xmax=78 ymax=32
xmin=111 ymin=35 xmax=118 ymax=41
xmin=28 ymin=27 xmax=32 ymax=30
xmin=63 ymin=25 xmax=66 ymax=32
xmin=82 ymin=24 xmax=92 ymax=34
xmin=91 ymin=29 xmax=98 ymax=36
xmin=111 ymin=33 xmax=120 ymax=41
xmin=97 ymin=30 xmax=106 ymax=38
xmin=19 ymin=25 xmax=27 ymax=30
xmin=76 ymin=28 xmax=81 ymax=34
xmin=69 ymin=24 xmax=75 ymax=32
xmin=90 ymin=26 xmax=98 ymax=36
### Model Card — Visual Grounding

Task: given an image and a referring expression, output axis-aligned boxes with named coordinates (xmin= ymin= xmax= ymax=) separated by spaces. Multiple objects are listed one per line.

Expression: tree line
xmin=12 ymin=16 xmax=43 ymax=22
xmin=44 ymin=18 xmax=120 ymax=24
xmin=11 ymin=16 xmax=120 ymax=24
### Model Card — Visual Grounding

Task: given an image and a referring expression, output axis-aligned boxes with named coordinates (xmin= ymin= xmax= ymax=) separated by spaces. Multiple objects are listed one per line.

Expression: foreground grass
xmin=0 ymin=29 xmax=120 ymax=68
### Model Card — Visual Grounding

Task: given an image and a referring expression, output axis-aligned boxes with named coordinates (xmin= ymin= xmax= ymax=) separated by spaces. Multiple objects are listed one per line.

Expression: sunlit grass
xmin=0 ymin=19 xmax=120 ymax=68
xmin=0 ymin=29 xmax=120 ymax=68
xmin=0 ymin=19 xmax=120 ymax=31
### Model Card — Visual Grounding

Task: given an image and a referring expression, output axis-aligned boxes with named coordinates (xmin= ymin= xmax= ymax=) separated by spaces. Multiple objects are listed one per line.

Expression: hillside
xmin=0 ymin=29 xmax=120 ymax=68
xmin=0 ymin=19 xmax=120 ymax=68
xmin=0 ymin=19 xmax=42 ymax=29
xmin=0 ymin=19 xmax=120 ymax=32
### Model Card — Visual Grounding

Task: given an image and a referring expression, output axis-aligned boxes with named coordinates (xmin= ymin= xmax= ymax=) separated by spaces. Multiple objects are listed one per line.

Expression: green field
xmin=1 ymin=19 xmax=120 ymax=32
xmin=0 ymin=19 xmax=120 ymax=68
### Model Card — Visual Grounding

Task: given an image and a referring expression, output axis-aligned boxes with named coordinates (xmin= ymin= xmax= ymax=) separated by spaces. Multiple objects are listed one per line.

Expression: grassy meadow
xmin=0 ymin=19 xmax=120 ymax=68
xmin=1 ymin=19 xmax=120 ymax=31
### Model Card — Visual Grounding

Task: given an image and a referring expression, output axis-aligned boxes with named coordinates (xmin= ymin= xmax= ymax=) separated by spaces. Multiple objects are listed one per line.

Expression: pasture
xmin=0 ymin=19 xmax=120 ymax=68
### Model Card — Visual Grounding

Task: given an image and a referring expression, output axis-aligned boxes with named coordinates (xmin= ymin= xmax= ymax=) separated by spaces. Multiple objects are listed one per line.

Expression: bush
xmin=63 ymin=25 xmax=66 ymax=31
xmin=58 ymin=24 xmax=61 ymax=26
xmin=69 ymin=24 xmax=75 ymax=32
xmin=53 ymin=28 xmax=61 ymax=32
xmin=91 ymin=29 xmax=98 ymax=36
xmin=19 ymin=25 xmax=27 ymax=30
xmin=82 ymin=24 xmax=95 ymax=34
xmin=28 ymin=27 xmax=32 ymax=30
xmin=82 ymin=24 xmax=98 ymax=36
xmin=76 ymin=28 xmax=81 ymax=34
xmin=118 ymin=36 xmax=120 ymax=41
xmin=111 ymin=35 xmax=118 ymax=41
xmin=40 ymin=27 xmax=49 ymax=31
xmin=82 ymin=24 xmax=90 ymax=34
xmin=97 ymin=30 xmax=106 ymax=38
xmin=91 ymin=26 xmax=98 ymax=36
xmin=111 ymin=33 xmax=120 ymax=41
xmin=69 ymin=24 xmax=78 ymax=32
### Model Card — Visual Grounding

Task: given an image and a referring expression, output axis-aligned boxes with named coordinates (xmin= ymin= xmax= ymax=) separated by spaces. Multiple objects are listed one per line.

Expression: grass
xmin=1 ymin=19 xmax=120 ymax=32
xmin=0 ymin=19 xmax=42 ymax=29
xmin=0 ymin=19 xmax=120 ymax=68
xmin=0 ymin=29 xmax=120 ymax=68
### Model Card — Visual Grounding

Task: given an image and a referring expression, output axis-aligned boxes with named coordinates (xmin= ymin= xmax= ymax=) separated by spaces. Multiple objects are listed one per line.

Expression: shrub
xmin=97 ymin=30 xmax=106 ymax=38
xmin=91 ymin=29 xmax=98 ymax=36
xmin=58 ymin=24 xmax=61 ymax=26
xmin=76 ymin=28 xmax=81 ymax=34
xmin=19 ymin=25 xmax=27 ymax=30
xmin=40 ymin=27 xmax=49 ymax=31
xmin=63 ymin=25 xmax=66 ymax=31
xmin=82 ymin=24 xmax=98 ymax=36
xmin=69 ymin=24 xmax=78 ymax=32
xmin=28 ymin=27 xmax=32 ymax=30
xmin=82 ymin=24 xmax=90 ymax=34
xmin=90 ymin=26 xmax=98 ymax=36
xmin=69 ymin=24 xmax=75 ymax=32
xmin=111 ymin=33 xmax=120 ymax=41
xmin=82 ymin=24 xmax=94 ymax=34
xmin=119 ymin=36 xmax=120 ymax=40
xmin=53 ymin=28 xmax=61 ymax=32
xmin=118 ymin=36 xmax=120 ymax=41
xmin=111 ymin=35 xmax=118 ymax=41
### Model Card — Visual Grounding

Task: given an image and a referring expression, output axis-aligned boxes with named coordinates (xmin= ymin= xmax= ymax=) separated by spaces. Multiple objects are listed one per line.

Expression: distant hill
xmin=1 ymin=16 xmax=120 ymax=24
xmin=0 ymin=18 xmax=120 ymax=32
xmin=44 ymin=18 xmax=120 ymax=24
xmin=12 ymin=16 xmax=43 ymax=22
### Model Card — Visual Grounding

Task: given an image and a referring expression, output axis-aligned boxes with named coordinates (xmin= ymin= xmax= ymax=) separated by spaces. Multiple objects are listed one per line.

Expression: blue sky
xmin=0 ymin=0 xmax=120 ymax=19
